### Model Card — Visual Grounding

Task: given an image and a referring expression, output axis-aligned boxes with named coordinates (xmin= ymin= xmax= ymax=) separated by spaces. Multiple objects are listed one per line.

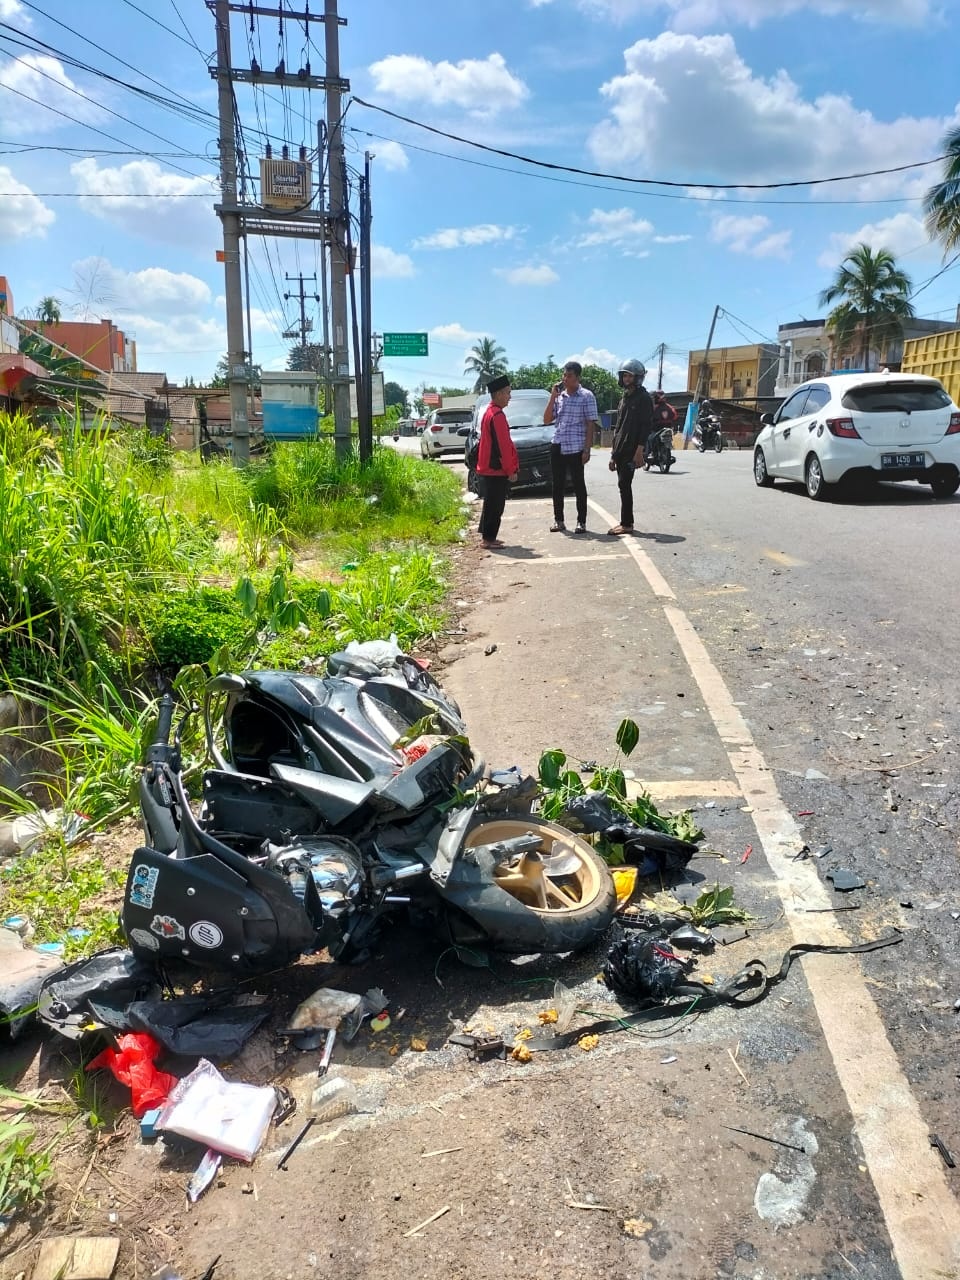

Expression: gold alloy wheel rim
xmin=466 ymin=817 xmax=604 ymax=914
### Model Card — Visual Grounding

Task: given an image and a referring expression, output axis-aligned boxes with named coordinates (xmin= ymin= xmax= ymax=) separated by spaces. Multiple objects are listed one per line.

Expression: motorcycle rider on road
xmin=608 ymin=358 xmax=653 ymax=536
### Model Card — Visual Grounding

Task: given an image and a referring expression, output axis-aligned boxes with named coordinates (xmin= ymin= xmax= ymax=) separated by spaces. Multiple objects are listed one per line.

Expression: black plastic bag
xmin=126 ymin=994 xmax=270 ymax=1058
xmin=38 ymin=948 xmax=160 ymax=1041
xmin=602 ymin=928 xmax=695 ymax=1001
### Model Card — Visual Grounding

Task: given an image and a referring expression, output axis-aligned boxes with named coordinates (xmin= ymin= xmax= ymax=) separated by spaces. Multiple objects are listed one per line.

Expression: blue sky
xmin=1 ymin=0 xmax=958 ymax=396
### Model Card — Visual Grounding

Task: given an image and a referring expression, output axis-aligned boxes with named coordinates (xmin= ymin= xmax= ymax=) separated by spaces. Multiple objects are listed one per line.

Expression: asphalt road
xmin=171 ymin=444 xmax=960 ymax=1280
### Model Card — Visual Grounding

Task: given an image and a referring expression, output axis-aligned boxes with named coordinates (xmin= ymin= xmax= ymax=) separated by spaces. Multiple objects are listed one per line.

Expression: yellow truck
xmin=901 ymin=328 xmax=960 ymax=404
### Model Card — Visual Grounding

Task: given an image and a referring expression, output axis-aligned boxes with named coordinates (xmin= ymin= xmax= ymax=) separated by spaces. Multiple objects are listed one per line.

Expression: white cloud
xmin=653 ymin=233 xmax=692 ymax=244
xmin=0 ymin=166 xmax=54 ymax=240
xmin=0 ymin=53 xmax=99 ymax=136
xmin=588 ymin=33 xmax=954 ymax=199
xmin=565 ymin=346 xmax=621 ymax=371
xmin=576 ymin=207 xmax=654 ymax=252
xmin=71 ymin=159 xmax=219 ymax=246
xmin=367 ymin=53 xmax=528 ymax=115
xmin=430 ymin=323 xmax=486 ymax=345
xmin=495 ymin=264 xmax=559 ymax=286
xmin=69 ymin=257 xmax=213 ymax=317
xmin=816 ymin=212 xmax=932 ymax=269
xmin=370 ymin=141 xmax=409 ymax=172
xmin=551 ymin=0 xmax=933 ymax=28
xmin=0 ymin=0 xmax=27 ymax=16
xmin=372 ymin=244 xmax=415 ymax=278
xmin=710 ymin=213 xmax=792 ymax=258
xmin=413 ymin=223 xmax=517 ymax=250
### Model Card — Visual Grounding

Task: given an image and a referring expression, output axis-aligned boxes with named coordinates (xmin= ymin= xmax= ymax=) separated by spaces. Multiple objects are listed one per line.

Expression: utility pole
xmin=283 ymin=272 xmax=320 ymax=350
xmin=325 ymin=0 xmax=351 ymax=460
xmin=211 ymin=0 xmax=249 ymax=463
xmin=655 ymin=342 xmax=665 ymax=390
xmin=207 ymin=1 xmax=348 ymax=459
xmin=695 ymin=305 xmax=721 ymax=405
xmin=358 ymin=152 xmax=373 ymax=463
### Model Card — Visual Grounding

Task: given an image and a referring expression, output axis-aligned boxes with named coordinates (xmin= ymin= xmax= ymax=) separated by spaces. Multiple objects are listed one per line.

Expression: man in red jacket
xmin=477 ymin=374 xmax=519 ymax=549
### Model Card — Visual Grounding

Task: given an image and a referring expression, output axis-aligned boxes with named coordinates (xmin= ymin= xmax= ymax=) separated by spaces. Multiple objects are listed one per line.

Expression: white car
xmin=419 ymin=407 xmax=473 ymax=459
xmin=753 ymin=372 xmax=960 ymax=500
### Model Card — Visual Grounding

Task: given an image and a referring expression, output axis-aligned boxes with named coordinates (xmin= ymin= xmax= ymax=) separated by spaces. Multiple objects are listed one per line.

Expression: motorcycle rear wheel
xmin=462 ymin=815 xmax=616 ymax=953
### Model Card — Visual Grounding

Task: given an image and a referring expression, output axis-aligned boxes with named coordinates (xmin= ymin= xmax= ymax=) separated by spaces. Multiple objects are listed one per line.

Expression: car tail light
xmin=945 ymin=412 xmax=960 ymax=435
xmin=430 ymin=423 xmax=442 ymax=432
xmin=825 ymin=417 xmax=861 ymax=439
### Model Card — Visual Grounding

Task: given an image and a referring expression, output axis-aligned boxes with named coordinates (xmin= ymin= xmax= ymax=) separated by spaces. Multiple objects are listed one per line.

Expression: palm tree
xmin=818 ymin=244 xmax=913 ymax=370
xmin=463 ymin=336 xmax=507 ymax=393
xmin=35 ymin=296 xmax=62 ymax=326
xmin=923 ymin=124 xmax=960 ymax=257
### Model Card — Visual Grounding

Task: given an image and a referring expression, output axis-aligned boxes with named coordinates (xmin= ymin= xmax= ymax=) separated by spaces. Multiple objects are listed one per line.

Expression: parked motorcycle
xmin=643 ymin=426 xmax=675 ymax=473
xmin=122 ymin=653 xmax=616 ymax=975
xmin=694 ymin=413 xmax=724 ymax=453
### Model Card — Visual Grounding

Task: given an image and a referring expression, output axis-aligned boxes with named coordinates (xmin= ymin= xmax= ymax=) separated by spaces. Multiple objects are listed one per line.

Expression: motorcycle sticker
xmin=150 ymin=913 xmax=186 ymax=942
xmin=188 ymin=920 xmax=224 ymax=950
xmin=129 ymin=927 xmax=159 ymax=952
xmin=130 ymin=864 xmax=159 ymax=910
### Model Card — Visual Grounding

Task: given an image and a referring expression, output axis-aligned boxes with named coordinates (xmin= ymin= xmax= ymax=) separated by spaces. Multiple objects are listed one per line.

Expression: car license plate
xmin=880 ymin=452 xmax=924 ymax=469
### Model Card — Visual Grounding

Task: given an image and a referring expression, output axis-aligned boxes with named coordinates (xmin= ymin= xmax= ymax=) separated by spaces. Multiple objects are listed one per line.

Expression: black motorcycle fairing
xmin=220 ymin=669 xmax=468 ymax=785
xmin=269 ymin=763 xmax=376 ymax=827
xmin=121 ymin=843 xmax=321 ymax=973
xmin=200 ymin=768 xmax=331 ymax=844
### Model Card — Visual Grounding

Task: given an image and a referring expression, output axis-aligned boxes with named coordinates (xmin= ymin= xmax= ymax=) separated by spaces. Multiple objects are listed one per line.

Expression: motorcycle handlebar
xmin=154 ymin=694 xmax=175 ymax=746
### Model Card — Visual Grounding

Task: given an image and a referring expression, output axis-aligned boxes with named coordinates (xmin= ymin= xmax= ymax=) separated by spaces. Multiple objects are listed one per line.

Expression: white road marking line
xmin=587 ymin=496 xmax=960 ymax=1278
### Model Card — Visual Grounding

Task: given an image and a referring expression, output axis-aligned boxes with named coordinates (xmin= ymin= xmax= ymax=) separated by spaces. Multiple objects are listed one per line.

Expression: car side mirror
xmin=457 ymin=426 xmax=471 ymax=436
xmin=760 ymin=412 xmax=774 ymax=425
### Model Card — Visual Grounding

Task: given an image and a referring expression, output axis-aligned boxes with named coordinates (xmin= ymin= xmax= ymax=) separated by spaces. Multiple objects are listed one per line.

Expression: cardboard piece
xmin=32 ymin=1236 xmax=120 ymax=1280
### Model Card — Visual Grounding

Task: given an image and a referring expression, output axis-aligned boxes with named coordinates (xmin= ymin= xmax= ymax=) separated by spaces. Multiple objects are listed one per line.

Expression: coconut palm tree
xmin=35 ymin=296 xmax=62 ymax=326
xmin=463 ymin=336 xmax=508 ymax=393
xmin=923 ymin=124 xmax=960 ymax=257
xmin=818 ymin=244 xmax=913 ymax=370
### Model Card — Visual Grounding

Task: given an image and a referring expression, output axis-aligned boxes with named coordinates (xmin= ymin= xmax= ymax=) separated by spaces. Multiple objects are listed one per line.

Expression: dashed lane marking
xmin=587 ymin=495 xmax=960 ymax=1279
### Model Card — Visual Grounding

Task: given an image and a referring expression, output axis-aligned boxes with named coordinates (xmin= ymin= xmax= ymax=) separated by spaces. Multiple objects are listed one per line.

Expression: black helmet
xmin=618 ymin=358 xmax=646 ymax=388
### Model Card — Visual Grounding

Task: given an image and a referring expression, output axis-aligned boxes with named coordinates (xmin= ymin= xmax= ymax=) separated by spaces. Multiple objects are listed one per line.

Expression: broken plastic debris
xmin=826 ymin=868 xmax=866 ymax=892
xmin=484 ymin=644 xmax=498 ymax=656
xmin=159 ymin=1059 xmax=276 ymax=1162
xmin=578 ymin=1034 xmax=600 ymax=1052
xmin=510 ymin=1043 xmax=532 ymax=1063
xmin=186 ymin=1148 xmax=222 ymax=1204
xmin=309 ymin=1076 xmax=358 ymax=1124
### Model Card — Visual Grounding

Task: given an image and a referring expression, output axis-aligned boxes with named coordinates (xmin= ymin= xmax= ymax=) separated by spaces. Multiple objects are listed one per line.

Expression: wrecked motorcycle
xmin=122 ymin=654 xmax=617 ymax=975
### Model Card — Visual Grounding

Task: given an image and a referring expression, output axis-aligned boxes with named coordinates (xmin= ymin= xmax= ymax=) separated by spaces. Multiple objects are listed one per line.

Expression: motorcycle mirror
xmin=207 ymin=673 xmax=247 ymax=693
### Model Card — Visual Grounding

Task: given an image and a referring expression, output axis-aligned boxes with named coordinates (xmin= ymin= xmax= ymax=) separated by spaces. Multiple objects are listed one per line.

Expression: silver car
xmin=753 ymin=372 xmax=960 ymax=500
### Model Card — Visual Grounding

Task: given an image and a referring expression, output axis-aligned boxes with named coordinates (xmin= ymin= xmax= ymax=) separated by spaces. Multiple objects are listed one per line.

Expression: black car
xmin=466 ymin=389 xmax=556 ymax=493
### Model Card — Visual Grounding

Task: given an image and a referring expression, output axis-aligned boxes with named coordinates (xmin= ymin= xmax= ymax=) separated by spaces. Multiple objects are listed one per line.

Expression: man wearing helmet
xmin=607 ymin=358 xmax=653 ymax=535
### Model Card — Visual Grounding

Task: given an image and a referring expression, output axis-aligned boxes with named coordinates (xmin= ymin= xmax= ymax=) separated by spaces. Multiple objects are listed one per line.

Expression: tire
xmin=805 ymin=454 xmax=830 ymax=501
xmin=467 ymin=467 xmax=479 ymax=494
xmin=753 ymin=448 xmax=774 ymax=488
xmin=930 ymin=469 xmax=960 ymax=499
xmin=696 ymin=438 xmax=705 ymax=452
xmin=456 ymin=814 xmax=616 ymax=954
xmin=714 ymin=432 xmax=724 ymax=453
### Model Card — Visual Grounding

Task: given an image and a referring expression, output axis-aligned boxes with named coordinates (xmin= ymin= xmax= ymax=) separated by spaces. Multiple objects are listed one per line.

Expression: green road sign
xmin=383 ymin=332 xmax=428 ymax=357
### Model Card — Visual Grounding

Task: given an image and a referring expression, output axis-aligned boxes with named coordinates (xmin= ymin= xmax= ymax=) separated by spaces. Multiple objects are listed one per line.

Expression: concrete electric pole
xmin=211 ymin=0 xmax=250 ymax=464
xmin=325 ymin=0 xmax=352 ymax=461
xmin=283 ymin=273 xmax=320 ymax=350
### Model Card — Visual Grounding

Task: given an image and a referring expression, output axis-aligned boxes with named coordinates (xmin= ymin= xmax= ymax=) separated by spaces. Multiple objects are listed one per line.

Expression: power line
xmin=167 ymin=0 xmax=208 ymax=56
xmin=352 ymin=96 xmax=946 ymax=193
xmin=348 ymin=126 xmax=925 ymax=210
xmin=115 ymin=0 xmax=204 ymax=50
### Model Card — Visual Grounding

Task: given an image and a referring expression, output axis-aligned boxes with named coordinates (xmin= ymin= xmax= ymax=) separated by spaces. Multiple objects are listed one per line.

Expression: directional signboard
xmin=383 ymin=332 xmax=428 ymax=357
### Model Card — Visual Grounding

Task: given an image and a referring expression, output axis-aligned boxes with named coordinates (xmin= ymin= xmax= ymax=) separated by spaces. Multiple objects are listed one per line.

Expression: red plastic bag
xmin=86 ymin=1032 xmax=178 ymax=1117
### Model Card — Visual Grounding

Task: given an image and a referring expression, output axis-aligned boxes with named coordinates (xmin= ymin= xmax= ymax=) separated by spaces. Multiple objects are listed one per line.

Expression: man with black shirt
xmin=608 ymin=358 xmax=653 ymax=535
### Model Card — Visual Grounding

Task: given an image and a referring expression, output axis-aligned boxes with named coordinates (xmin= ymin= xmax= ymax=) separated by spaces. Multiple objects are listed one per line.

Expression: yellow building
xmin=687 ymin=341 xmax=779 ymax=403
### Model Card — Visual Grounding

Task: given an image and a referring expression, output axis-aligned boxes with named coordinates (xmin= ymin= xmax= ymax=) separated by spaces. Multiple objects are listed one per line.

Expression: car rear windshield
xmin=436 ymin=410 xmax=472 ymax=424
xmin=842 ymin=383 xmax=951 ymax=413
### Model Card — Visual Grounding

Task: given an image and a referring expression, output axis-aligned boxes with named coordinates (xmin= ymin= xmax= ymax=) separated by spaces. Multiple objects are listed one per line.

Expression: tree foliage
xmin=383 ymin=380 xmax=407 ymax=411
xmin=464 ymin=337 xmax=508 ymax=393
xmin=818 ymin=244 xmax=914 ymax=368
xmin=923 ymin=124 xmax=960 ymax=257
xmin=287 ymin=343 xmax=326 ymax=373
